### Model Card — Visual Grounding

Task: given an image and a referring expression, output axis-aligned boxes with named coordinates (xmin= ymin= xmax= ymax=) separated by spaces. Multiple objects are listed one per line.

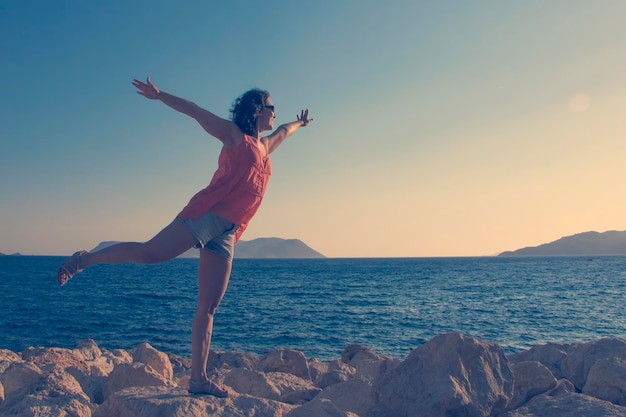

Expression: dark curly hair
xmin=230 ymin=88 xmax=270 ymax=136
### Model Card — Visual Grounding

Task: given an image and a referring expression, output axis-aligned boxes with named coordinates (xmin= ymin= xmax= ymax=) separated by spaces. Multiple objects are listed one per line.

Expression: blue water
xmin=1 ymin=256 xmax=625 ymax=361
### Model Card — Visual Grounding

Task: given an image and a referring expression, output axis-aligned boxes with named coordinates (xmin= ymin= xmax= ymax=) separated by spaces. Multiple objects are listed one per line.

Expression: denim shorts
xmin=179 ymin=212 xmax=238 ymax=261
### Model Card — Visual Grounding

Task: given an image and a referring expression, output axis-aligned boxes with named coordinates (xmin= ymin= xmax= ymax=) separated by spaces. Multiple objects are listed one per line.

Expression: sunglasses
xmin=264 ymin=105 xmax=275 ymax=111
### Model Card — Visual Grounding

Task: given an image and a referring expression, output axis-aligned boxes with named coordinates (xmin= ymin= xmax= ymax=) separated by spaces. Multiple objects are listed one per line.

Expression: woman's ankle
xmin=190 ymin=374 xmax=207 ymax=382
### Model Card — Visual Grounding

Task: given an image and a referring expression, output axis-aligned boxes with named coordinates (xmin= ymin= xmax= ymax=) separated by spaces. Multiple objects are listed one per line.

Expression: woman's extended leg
xmin=82 ymin=220 xmax=198 ymax=266
xmin=189 ymin=248 xmax=232 ymax=397
xmin=57 ymin=219 xmax=198 ymax=285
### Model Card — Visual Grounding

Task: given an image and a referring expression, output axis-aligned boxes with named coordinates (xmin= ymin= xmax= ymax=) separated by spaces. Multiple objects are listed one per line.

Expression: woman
xmin=56 ymin=76 xmax=313 ymax=397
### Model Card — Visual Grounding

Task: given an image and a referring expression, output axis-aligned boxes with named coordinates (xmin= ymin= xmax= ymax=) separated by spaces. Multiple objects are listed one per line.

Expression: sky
xmin=2 ymin=1 xmax=626 ymax=258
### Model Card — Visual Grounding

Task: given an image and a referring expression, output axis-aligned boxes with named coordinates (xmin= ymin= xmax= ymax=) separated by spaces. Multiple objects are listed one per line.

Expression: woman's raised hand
xmin=297 ymin=109 xmax=313 ymax=126
xmin=132 ymin=76 xmax=160 ymax=100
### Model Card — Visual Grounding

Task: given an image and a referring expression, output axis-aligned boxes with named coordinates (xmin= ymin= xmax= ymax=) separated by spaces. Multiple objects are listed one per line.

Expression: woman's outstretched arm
xmin=263 ymin=109 xmax=313 ymax=154
xmin=132 ymin=77 xmax=241 ymax=147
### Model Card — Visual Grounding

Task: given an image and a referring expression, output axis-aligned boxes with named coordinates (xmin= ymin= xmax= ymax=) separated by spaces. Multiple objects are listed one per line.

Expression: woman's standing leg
xmin=189 ymin=248 xmax=232 ymax=396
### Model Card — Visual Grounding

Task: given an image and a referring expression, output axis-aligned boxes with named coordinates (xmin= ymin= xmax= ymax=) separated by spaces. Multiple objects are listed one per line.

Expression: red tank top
xmin=176 ymin=134 xmax=272 ymax=242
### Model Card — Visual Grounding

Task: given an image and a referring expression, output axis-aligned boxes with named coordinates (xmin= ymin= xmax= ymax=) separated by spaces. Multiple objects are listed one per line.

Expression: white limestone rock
xmin=223 ymin=368 xmax=282 ymax=400
xmin=286 ymin=398 xmax=357 ymax=417
xmin=94 ymin=386 xmax=295 ymax=417
xmin=299 ymin=378 xmax=373 ymax=417
xmin=102 ymin=362 xmax=172 ymax=400
xmin=583 ymin=357 xmax=626 ymax=406
xmin=132 ymin=341 xmax=174 ymax=381
xmin=208 ymin=350 xmax=260 ymax=371
xmin=561 ymin=338 xmax=626 ymax=391
xmin=507 ymin=342 xmax=569 ymax=380
xmin=509 ymin=360 xmax=557 ymax=409
xmin=0 ymin=369 xmax=91 ymax=417
xmin=501 ymin=389 xmax=626 ymax=417
xmin=0 ymin=361 xmax=43 ymax=398
xmin=22 ymin=346 xmax=89 ymax=375
xmin=341 ymin=344 xmax=399 ymax=383
xmin=223 ymin=367 xmax=321 ymax=404
xmin=370 ymin=332 xmax=514 ymax=417
xmin=0 ymin=349 xmax=22 ymax=374
xmin=258 ymin=348 xmax=312 ymax=380
xmin=4 ymin=335 xmax=626 ymax=417
xmin=308 ymin=357 xmax=329 ymax=382
xmin=314 ymin=359 xmax=356 ymax=389
xmin=76 ymin=339 xmax=102 ymax=361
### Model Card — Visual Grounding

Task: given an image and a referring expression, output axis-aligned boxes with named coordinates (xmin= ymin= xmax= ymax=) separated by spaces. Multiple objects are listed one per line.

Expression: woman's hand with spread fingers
xmin=297 ymin=109 xmax=313 ymax=126
xmin=132 ymin=76 xmax=160 ymax=100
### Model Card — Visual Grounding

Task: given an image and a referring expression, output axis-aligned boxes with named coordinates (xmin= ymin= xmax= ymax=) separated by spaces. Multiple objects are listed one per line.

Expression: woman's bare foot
xmin=188 ymin=378 xmax=230 ymax=397
xmin=57 ymin=250 xmax=88 ymax=286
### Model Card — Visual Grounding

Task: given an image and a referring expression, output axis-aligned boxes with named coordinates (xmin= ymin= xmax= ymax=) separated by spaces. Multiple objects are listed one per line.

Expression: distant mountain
xmin=90 ymin=241 xmax=199 ymax=258
xmin=499 ymin=230 xmax=626 ymax=257
xmin=91 ymin=237 xmax=325 ymax=259
xmin=90 ymin=241 xmax=124 ymax=254
xmin=0 ymin=252 xmax=22 ymax=256
xmin=235 ymin=238 xmax=325 ymax=259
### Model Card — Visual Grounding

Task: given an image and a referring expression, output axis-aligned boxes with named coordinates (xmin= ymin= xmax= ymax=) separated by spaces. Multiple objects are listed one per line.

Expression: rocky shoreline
xmin=1 ymin=333 xmax=626 ymax=416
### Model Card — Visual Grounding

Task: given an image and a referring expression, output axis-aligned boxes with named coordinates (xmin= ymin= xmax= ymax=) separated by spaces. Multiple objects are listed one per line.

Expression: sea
xmin=1 ymin=256 xmax=625 ymax=361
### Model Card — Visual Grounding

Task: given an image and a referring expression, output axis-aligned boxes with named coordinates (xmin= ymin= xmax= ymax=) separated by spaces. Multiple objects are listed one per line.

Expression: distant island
xmin=9 ymin=231 xmax=626 ymax=258
xmin=499 ymin=230 xmax=626 ymax=256
xmin=235 ymin=237 xmax=325 ymax=258
xmin=91 ymin=237 xmax=325 ymax=259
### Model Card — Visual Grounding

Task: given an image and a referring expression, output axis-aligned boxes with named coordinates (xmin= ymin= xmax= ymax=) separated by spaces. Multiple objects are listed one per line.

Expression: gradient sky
xmin=2 ymin=1 xmax=626 ymax=258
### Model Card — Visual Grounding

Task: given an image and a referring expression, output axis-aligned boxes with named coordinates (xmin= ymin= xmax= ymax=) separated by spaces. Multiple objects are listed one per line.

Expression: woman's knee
xmin=197 ymin=302 xmax=220 ymax=316
xmin=134 ymin=244 xmax=164 ymax=264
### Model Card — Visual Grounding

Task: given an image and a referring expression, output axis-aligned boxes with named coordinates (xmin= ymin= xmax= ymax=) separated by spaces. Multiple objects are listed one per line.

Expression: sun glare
xmin=568 ymin=93 xmax=591 ymax=113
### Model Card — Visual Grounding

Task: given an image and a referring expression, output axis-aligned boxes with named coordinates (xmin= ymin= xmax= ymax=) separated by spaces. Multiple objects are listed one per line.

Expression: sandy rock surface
xmin=2 ymin=334 xmax=626 ymax=417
